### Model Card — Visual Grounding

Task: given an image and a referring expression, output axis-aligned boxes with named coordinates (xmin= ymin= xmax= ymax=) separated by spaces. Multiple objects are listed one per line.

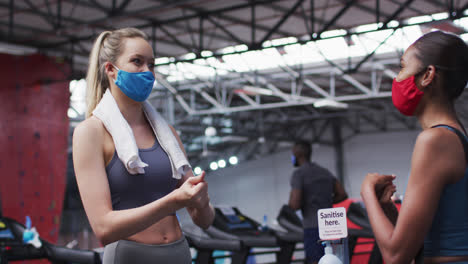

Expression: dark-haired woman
xmin=361 ymin=31 xmax=468 ymax=263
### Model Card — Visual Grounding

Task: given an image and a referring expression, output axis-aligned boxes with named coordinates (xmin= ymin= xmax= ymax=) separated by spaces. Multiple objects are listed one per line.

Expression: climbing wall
xmin=0 ymin=53 xmax=70 ymax=244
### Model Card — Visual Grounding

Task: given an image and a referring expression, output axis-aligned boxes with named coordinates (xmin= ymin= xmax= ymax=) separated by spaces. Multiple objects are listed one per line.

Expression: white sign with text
xmin=317 ymin=207 xmax=348 ymax=240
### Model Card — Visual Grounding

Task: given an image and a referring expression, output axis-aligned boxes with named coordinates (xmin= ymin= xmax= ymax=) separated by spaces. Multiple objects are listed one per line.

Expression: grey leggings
xmin=103 ymin=237 xmax=192 ymax=264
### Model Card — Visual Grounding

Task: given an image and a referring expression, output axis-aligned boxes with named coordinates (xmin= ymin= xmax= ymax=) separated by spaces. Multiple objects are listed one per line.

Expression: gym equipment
xmin=182 ymin=221 xmax=243 ymax=264
xmin=0 ymin=216 xmax=101 ymax=263
xmin=276 ymin=204 xmax=303 ymax=235
xmin=277 ymin=201 xmax=384 ymax=264
xmin=205 ymin=206 xmax=303 ymax=264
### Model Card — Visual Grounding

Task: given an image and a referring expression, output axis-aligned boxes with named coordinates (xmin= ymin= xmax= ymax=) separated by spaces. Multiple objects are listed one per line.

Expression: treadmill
xmin=206 ymin=206 xmax=301 ymax=264
xmin=181 ymin=220 xmax=243 ymax=264
xmin=0 ymin=216 xmax=101 ymax=263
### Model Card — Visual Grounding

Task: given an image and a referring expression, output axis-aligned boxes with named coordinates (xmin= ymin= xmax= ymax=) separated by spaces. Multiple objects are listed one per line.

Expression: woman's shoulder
xmin=414 ymin=126 xmax=466 ymax=182
xmin=416 ymin=126 xmax=462 ymax=149
xmin=75 ymin=116 xmax=104 ymax=132
xmin=73 ymin=116 xmax=106 ymax=142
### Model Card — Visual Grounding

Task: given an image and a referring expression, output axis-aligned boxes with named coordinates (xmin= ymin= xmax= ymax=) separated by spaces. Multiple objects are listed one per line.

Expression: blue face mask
xmin=291 ymin=155 xmax=297 ymax=166
xmin=113 ymin=65 xmax=155 ymax=102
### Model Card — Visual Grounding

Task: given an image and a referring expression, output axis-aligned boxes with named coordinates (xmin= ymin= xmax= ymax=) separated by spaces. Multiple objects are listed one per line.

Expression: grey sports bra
xmin=105 ymin=139 xmax=178 ymax=210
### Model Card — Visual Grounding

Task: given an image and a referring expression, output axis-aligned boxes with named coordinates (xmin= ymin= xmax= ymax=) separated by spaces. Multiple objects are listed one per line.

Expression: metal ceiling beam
xmin=337 ymin=0 xmax=391 ymax=23
xmin=0 ymin=1 xmax=236 ymax=54
xmin=157 ymin=25 xmax=194 ymax=54
xmin=317 ymin=0 xmax=356 ymax=36
xmin=88 ymin=0 xmax=109 ymax=14
xmin=236 ymin=92 xmax=259 ymax=106
xmin=155 ymin=10 xmax=468 ymax=67
xmin=172 ymin=2 xmax=293 ymax=43
xmin=150 ymin=0 xmax=284 ymax=26
xmin=205 ymin=16 xmax=246 ymax=45
xmin=382 ymin=0 xmax=416 ymax=30
xmin=303 ymin=79 xmax=330 ymax=98
xmin=154 ymin=74 xmax=194 ymax=115
xmin=455 ymin=3 xmax=468 ymax=19
xmin=259 ymin=0 xmax=306 ymax=44
xmin=88 ymin=0 xmax=133 ymax=16
xmin=162 ymin=54 xmax=403 ymax=116
xmin=23 ymin=0 xmax=56 ymax=29
xmin=266 ymin=1 xmax=329 ymax=31
xmin=8 ymin=0 xmax=13 ymax=40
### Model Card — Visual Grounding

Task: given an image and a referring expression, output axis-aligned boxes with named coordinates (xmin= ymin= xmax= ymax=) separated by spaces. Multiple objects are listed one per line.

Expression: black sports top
xmin=424 ymin=125 xmax=468 ymax=257
xmin=105 ymin=138 xmax=178 ymax=211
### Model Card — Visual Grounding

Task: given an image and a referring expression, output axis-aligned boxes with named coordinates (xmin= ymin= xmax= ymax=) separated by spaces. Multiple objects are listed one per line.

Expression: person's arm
xmin=182 ymin=170 xmax=215 ymax=229
xmin=360 ymin=129 xmax=465 ymax=263
xmin=288 ymin=170 xmax=302 ymax=211
xmin=332 ymin=179 xmax=348 ymax=203
xmin=288 ymin=188 xmax=302 ymax=211
xmin=378 ymin=183 xmax=398 ymax=225
xmin=170 ymin=126 xmax=215 ymax=229
xmin=73 ymin=119 xmax=206 ymax=245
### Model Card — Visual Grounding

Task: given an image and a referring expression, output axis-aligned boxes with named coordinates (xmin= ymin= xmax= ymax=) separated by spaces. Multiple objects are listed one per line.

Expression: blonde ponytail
xmin=86 ymin=31 xmax=110 ymax=118
xmin=85 ymin=28 xmax=149 ymax=117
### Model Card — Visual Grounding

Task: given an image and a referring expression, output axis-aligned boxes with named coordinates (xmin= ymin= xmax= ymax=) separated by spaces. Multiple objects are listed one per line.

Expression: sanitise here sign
xmin=317 ymin=207 xmax=348 ymax=240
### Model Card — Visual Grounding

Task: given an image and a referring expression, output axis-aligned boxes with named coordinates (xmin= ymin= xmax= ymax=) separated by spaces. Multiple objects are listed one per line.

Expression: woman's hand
xmin=176 ymin=171 xmax=210 ymax=209
xmin=361 ymin=173 xmax=396 ymax=200
xmin=378 ymin=182 xmax=396 ymax=206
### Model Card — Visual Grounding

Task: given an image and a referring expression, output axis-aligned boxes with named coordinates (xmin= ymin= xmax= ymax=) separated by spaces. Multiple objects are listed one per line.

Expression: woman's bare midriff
xmin=126 ymin=215 xmax=183 ymax=245
xmin=425 ymin=255 xmax=468 ymax=263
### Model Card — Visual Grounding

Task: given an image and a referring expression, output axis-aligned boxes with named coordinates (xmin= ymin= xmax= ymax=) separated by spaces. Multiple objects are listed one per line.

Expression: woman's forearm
xmin=361 ymin=186 xmax=402 ymax=263
xmin=188 ymin=203 xmax=215 ymax=229
xmin=381 ymin=202 xmax=399 ymax=225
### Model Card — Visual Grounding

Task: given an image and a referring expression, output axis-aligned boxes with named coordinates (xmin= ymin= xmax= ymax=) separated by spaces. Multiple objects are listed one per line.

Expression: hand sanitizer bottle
xmin=318 ymin=241 xmax=342 ymax=264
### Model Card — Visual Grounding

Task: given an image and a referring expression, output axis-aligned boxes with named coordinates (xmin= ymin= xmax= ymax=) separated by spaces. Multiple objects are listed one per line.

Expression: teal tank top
xmin=424 ymin=125 xmax=468 ymax=257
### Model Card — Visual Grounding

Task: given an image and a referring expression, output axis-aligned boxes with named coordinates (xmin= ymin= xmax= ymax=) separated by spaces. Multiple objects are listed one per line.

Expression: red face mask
xmin=392 ymin=75 xmax=424 ymax=116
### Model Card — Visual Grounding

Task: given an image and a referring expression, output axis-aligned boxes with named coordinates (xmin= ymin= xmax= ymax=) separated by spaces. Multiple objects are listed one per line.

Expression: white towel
xmin=93 ymin=89 xmax=190 ymax=179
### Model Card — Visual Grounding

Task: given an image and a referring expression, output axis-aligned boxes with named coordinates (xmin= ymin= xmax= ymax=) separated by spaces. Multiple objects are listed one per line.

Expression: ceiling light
xmin=229 ymin=156 xmax=238 ymax=165
xmin=240 ymin=85 xmax=274 ymax=96
xmin=182 ymin=52 xmax=196 ymax=60
xmin=155 ymin=57 xmax=170 ymax=65
xmin=205 ymin=126 xmax=217 ymax=137
xmin=210 ymin=162 xmax=218 ymax=171
xmin=386 ymin=20 xmax=399 ymax=28
xmin=271 ymin=37 xmax=297 ymax=46
xmin=262 ymin=40 xmax=272 ymax=48
xmin=194 ymin=167 xmax=202 ymax=175
xmin=218 ymin=160 xmax=226 ymax=168
xmin=320 ymin=29 xmax=347 ymax=38
xmin=355 ymin=23 xmax=380 ymax=33
xmin=407 ymin=15 xmax=432 ymax=25
xmin=432 ymin=12 xmax=449 ymax=21
xmin=313 ymin=99 xmax=349 ymax=109
xmin=235 ymin=44 xmax=248 ymax=52
xmin=201 ymin=50 xmax=213 ymax=57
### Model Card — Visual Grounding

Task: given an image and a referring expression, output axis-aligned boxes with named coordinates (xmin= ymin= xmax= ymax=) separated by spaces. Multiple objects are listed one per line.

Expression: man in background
xmin=288 ymin=140 xmax=348 ymax=264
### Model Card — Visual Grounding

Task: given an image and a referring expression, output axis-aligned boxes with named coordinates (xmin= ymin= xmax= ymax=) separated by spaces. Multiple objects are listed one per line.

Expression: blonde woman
xmin=73 ymin=28 xmax=214 ymax=263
